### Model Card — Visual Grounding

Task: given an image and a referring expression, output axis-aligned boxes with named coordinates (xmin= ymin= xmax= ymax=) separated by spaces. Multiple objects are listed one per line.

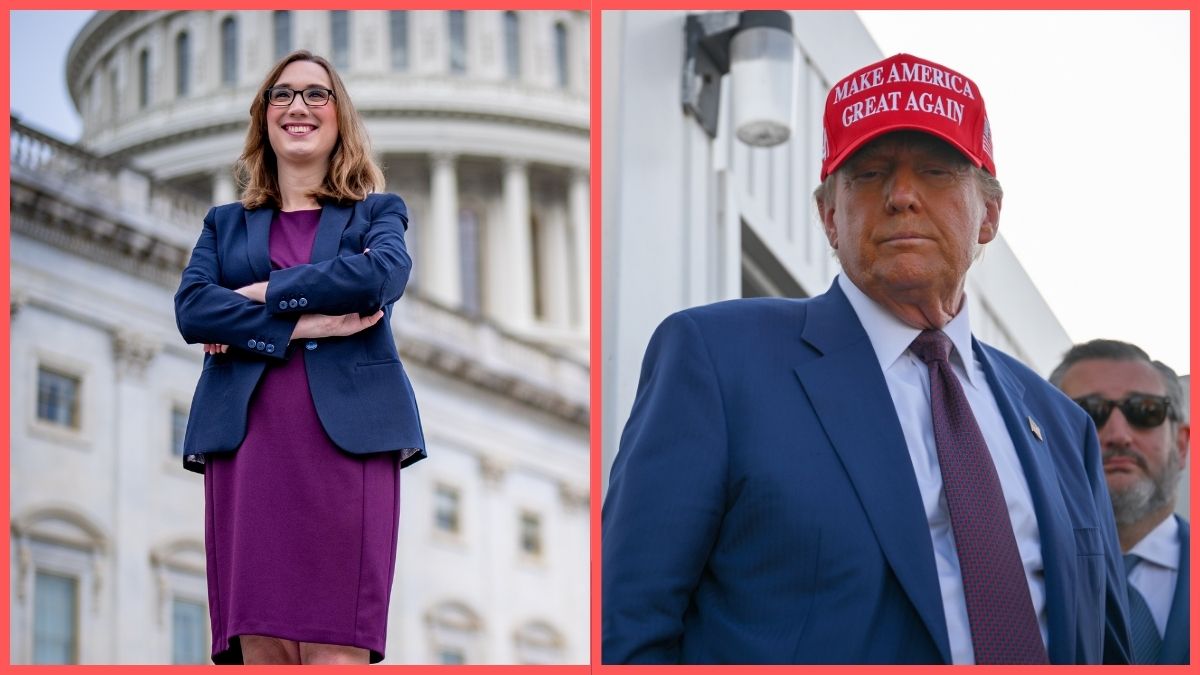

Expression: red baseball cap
xmin=821 ymin=53 xmax=995 ymax=180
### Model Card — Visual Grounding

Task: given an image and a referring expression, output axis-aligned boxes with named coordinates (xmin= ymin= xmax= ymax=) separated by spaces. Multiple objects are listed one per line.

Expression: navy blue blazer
xmin=174 ymin=193 xmax=426 ymax=474
xmin=602 ymin=279 xmax=1132 ymax=664
xmin=1156 ymin=516 xmax=1189 ymax=664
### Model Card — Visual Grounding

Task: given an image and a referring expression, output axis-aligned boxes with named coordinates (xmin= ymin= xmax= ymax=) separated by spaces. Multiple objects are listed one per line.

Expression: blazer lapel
xmin=973 ymin=342 xmax=1075 ymax=663
xmin=245 ymin=207 xmax=274 ymax=280
xmin=1158 ymin=516 xmax=1189 ymax=663
xmin=793 ymin=283 xmax=952 ymax=663
xmin=310 ymin=201 xmax=353 ymax=263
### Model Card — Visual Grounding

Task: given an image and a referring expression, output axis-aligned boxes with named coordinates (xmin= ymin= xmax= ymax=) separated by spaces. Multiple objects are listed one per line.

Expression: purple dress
xmin=204 ymin=208 xmax=402 ymax=664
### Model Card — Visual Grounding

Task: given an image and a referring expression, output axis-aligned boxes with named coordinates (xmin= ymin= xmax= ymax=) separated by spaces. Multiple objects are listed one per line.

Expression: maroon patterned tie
xmin=909 ymin=330 xmax=1048 ymax=664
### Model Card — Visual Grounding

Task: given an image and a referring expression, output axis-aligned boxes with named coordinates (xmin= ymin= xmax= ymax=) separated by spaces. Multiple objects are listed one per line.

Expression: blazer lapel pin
xmin=1028 ymin=415 xmax=1043 ymax=442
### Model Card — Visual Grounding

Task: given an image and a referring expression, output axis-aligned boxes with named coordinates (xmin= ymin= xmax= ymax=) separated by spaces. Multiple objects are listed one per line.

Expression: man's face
xmin=1057 ymin=358 xmax=1190 ymax=524
xmin=819 ymin=132 xmax=1000 ymax=308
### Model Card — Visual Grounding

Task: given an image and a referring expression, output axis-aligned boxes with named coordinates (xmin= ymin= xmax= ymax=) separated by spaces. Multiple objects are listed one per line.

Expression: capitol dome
xmin=66 ymin=9 xmax=590 ymax=346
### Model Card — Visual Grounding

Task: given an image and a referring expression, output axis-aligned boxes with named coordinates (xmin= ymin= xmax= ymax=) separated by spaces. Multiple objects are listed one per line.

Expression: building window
xmin=220 ymin=16 xmax=237 ymax=86
xmin=13 ymin=510 xmax=104 ymax=666
xmin=434 ymin=485 xmax=460 ymax=534
xmin=175 ymin=32 xmax=190 ymax=96
xmin=389 ymin=11 xmax=409 ymax=71
xmin=426 ymin=602 xmax=482 ymax=665
xmin=171 ymin=598 xmax=206 ymax=664
xmin=151 ymin=539 xmax=208 ymax=665
xmin=514 ymin=621 xmax=565 ymax=664
xmin=37 ymin=367 xmax=80 ymax=429
xmin=33 ymin=572 xmax=78 ymax=664
xmin=504 ymin=12 xmax=520 ymax=80
xmin=171 ymin=406 xmax=188 ymax=457
xmin=331 ymin=11 xmax=350 ymax=70
xmin=448 ymin=11 xmax=466 ymax=74
xmin=519 ymin=511 xmax=542 ymax=557
xmin=553 ymin=22 xmax=569 ymax=88
xmin=273 ymin=11 xmax=291 ymax=60
xmin=137 ymin=49 xmax=150 ymax=109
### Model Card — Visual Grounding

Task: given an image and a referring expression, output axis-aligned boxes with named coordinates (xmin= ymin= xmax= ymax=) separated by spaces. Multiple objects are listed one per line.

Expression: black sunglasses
xmin=1072 ymin=394 xmax=1173 ymax=429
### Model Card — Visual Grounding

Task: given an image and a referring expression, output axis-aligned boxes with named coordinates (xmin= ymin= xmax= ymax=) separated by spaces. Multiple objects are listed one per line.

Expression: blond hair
xmin=235 ymin=50 xmax=384 ymax=209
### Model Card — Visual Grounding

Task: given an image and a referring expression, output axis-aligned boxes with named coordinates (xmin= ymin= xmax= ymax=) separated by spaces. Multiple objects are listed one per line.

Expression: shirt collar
xmin=837 ymin=274 xmax=984 ymax=389
xmin=1128 ymin=514 xmax=1180 ymax=571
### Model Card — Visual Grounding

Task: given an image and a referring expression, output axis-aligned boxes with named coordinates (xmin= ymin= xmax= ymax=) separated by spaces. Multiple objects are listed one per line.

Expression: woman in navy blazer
xmin=174 ymin=50 xmax=424 ymax=665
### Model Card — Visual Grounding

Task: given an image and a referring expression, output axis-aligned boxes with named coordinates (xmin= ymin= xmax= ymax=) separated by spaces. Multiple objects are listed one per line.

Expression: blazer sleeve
xmin=602 ymin=311 xmax=729 ymax=664
xmin=174 ymin=207 xmax=299 ymax=360
xmin=1087 ymin=417 xmax=1134 ymax=664
xmin=263 ymin=193 xmax=411 ymax=317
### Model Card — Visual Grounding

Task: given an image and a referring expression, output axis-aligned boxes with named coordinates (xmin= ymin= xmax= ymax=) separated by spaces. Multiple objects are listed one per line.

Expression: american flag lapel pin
xmin=1028 ymin=416 xmax=1043 ymax=442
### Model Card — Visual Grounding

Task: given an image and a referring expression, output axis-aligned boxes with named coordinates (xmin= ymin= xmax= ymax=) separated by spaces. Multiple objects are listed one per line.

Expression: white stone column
xmin=568 ymin=168 xmax=589 ymax=333
xmin=502 ymin=159 xmax=534 ymax=329
xmin=427 ymin=152 xmax=462 ymax=308
xmin=538 ymin=204 xmax=571 ymax=328
xmin=212 ymin=169 xmax=237 ymax=205
xmin=110 ymin=330 xmax=160 ymax=663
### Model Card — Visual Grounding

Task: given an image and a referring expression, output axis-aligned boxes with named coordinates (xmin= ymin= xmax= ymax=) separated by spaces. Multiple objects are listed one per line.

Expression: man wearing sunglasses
xmin=1050 ymin=340 xmax=1190 ymax=664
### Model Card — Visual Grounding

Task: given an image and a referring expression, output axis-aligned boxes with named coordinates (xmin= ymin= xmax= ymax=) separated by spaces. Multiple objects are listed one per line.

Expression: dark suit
xmin=602 ymin=279 xmax=1131 ymax=664
xmin=1156 ymin=516 xmax=1190 ymax=664
xmin=174 ymin=193 xmax=426 ymax=473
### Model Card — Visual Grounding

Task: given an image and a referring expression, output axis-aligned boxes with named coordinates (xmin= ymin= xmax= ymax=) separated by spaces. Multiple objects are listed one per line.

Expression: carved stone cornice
xmin=112 ymin=330 xmax=161 ymax=381
xmin=9 ymin=182 xmax=191 ymax=290
xmin=479 ymin=456 xmax=508 ymax=487
xmin=98 ymin=108 xmax=586 ymax=165
xmin=557 ymin=480 xmax=589 ymax=511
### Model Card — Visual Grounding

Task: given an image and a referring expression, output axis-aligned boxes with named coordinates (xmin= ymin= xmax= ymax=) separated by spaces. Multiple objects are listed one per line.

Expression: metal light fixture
xmin=682 ymin=10 xmax=796 ymax=148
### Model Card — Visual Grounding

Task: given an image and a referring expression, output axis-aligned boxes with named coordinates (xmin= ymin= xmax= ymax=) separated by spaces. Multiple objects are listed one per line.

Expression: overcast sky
xmin=8 ymin=10 xmax=1192 ymax=375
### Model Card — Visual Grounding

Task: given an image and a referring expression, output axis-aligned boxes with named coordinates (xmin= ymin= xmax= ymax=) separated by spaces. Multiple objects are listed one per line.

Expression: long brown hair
xmin=235 ymin=50 xmax=384 ymax=209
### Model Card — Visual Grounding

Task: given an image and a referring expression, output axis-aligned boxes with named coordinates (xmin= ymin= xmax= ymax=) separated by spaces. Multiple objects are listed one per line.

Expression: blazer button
xmin=298 ymin=298 xmax=308 ymax=307
xmin=289 ymin=299 xmax=299 ymax=308
xmin=278 ymin=300 xmax=288 ymax=310
xmin=305 ymin=341 xmax=318 ymax=351
xmin=256 ymin=341 xmax=266 ymax=350
xmin=266 ymin=343 xmax=275 ymax=353
xmin=246 ymin=338 xmax=257 ymax=349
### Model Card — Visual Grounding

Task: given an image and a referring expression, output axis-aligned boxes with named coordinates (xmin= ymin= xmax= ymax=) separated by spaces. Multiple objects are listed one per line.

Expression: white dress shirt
xmin=838 ymin=274 xmax=1048 ymax=664
xmin=1127 ymin=514 xmax=1180 ymax=636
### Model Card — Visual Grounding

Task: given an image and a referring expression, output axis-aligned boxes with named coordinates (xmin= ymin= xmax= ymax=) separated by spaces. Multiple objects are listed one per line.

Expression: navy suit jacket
xmin=1157 ymin=516 xmax=1189 ymax=664
xmin=602 ymin=280 xmax=1131 ymax=664
xmin=174 ymin=193 xmax=426 ymax=474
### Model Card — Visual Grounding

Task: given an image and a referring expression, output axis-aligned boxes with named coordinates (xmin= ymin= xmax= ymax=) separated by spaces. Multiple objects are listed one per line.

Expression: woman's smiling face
xmin=265 ymin=59 xmax=339 ymax=171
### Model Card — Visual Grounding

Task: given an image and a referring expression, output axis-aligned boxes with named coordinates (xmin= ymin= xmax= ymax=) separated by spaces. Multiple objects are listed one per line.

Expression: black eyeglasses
xmin=1072 ymin=394 xmax=1174 ymax=429
xmin=264 ymin=86 xmax=335 ymax=107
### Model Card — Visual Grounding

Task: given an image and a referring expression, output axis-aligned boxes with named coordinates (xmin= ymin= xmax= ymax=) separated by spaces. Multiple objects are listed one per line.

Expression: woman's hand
xmin=203 ymin=343 xmax=229 ymax=354
xmin=292 ymin=310 xmax=385 ymax=340
xmin=234 ymin=281 xmax=269 ymax=303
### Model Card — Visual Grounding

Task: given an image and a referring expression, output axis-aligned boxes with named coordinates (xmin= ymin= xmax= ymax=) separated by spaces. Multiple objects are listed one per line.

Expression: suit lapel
xmin=310 ymin=201 xmax=353 ymax=263
xmin=793 ymin=283 xmax=952 ymax=663
xmin=1158 ymin=516 xmax=1189 ymax=663
xmin=973 ymin=342 xmax=1075 ymax=663
xmin=245 ymin=207 xmax=274 ymax=280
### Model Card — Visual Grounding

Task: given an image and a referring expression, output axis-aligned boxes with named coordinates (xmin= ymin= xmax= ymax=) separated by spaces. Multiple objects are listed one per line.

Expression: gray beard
xmin=1110 ymin=449 xmax=1183 ymax=526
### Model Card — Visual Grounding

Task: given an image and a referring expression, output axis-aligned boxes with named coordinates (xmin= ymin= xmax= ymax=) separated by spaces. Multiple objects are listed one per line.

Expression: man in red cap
xmin=603 ymin=53 xmax=1132 ymax=664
